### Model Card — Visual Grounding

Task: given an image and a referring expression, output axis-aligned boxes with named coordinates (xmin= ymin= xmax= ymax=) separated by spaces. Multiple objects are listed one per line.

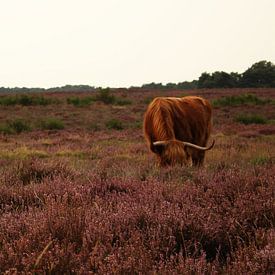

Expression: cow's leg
xmin=192 ymin=151 xmax=205 ymax=167
xmin=186 ymin=153 xmax=192 ymax=167
xmin=184 ymin=147 xmax=192 ymax=167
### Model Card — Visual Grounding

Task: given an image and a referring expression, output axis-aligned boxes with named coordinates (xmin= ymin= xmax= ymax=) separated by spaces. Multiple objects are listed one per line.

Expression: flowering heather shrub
xmin=2 ymin=158 xmax=76 ymax=186
xmin=0 ymin=164 xmax=274 ymax=273
xmin=226 ymin=229 xmax=275 ymax=274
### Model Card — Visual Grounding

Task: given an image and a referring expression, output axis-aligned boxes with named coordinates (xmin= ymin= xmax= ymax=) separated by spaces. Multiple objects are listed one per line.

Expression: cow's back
xmin=173 ymin=96 xmax=212 ymax=146
xmin=143 ymin=96 xmax=212 ymax=147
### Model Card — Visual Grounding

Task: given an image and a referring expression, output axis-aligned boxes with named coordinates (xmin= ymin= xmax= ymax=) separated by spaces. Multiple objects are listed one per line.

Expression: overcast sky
xmin=0 ymin=0 xmax=274 ymax=88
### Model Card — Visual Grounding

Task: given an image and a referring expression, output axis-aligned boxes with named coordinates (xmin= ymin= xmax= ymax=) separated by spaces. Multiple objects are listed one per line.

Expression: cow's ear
xmin=152 ymin=141 xmax=167 ymax=154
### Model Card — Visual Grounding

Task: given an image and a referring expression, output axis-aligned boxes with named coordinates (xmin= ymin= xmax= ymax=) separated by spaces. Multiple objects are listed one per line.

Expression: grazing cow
xmin=143 ymin=96 xmax=214 ymax=166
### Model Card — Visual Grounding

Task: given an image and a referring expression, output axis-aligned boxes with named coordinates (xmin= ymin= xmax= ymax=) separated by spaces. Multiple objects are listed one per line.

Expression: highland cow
xmin=143 ymin=96 xmax=215 ymax=166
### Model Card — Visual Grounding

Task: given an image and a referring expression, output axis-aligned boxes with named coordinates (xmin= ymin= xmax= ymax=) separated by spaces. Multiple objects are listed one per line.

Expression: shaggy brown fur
xmin=143 ymin=96 xmax=213 ymax=166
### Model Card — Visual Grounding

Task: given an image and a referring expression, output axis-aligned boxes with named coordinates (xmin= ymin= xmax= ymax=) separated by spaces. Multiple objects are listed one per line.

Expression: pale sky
xmin=0 ymin=0 xmax=275 ymax=88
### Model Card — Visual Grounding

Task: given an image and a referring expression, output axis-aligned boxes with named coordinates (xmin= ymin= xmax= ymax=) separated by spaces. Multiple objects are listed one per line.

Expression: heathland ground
xmin=0 ymin=88 xmax=274 ymax=273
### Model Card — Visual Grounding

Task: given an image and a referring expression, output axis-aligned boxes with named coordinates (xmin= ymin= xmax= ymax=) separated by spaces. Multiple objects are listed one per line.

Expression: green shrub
xmin=212 ymin=94 xmax=272 ymax=107
xmin=0 ymin=95 xmax=58 ymax=106
xmin=18 ymin=95 xmax=34 ymax=106
xmin=235 ymin=114 xmax=267 ymax=125
xmin=67 ymin=96 xmax=94 ymax=107
xmin=0 ymin=124 xmax=14 ymax=134
xmin=0 ymin=96 xmax=17 ymax=106
xmin=115 ymin=98 xmax=132 ymax=106
xmin=31 ymin=96 xmax=58 ymax=105
xmin=6 ymin=119 xmax=31 ymax=133
xmin=0 ymin=119 xmax=31 ymax=134
xmin=95 ymin=88 xmax=116 ymax=104
xmin=39 ymin=118 xmax=64 ymax=130
xmin=93 ymin=88 xmax=132 ymax=105
xmin=105 ymin=119 xmax=124 ymax=130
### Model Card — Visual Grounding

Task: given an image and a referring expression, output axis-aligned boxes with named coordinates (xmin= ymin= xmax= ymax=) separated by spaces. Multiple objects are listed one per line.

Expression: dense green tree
xmin=241 ymin=60 xmax=275 ymax=87
xmin=165 ymin=82 xmax=178 ymax=89
xmin=177 ymin=80 xmax=198 ymax=89
xmin=198 ymin=61 xmax=275 ymax=89
xmin=230 ymin=72 xmax=241 ymax=86
xmin=198 ymin=72 xmax=215 ymax=88
xmin=212 ymin=71 xmax=239 ymax=88
xmin=198 ymin=71 xmax=240 ymax=88
xmin=141 ymin=80 xmax=198 ymax=90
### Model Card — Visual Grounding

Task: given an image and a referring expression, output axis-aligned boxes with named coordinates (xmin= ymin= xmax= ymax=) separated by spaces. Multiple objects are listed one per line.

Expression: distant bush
xmin=6 ymin=119 xmax=31 ymax=134
xmin=105 ymin=119 xmax=124 ymax=130
xmin=0 ymin=118 xmax=64 ymax=134
xmin=0 ymin=95 xmax=58 ymax=106
xmin=95 ymin=88 xmax=116 ymax=104
xmin=0 ymin=119 xmax=31 ymax=134
xmin=39 ymin=118 xmax=65 ymax=130
xmin=0 ymin=96 xmax=17 ymax=106
xmin=67 ymin=96 xmax=94 ymax=107
xmin=69 ymin=88 xmax=131 ymax=106
xmin=235 ymin=114 xmax=267 ymax=125
xmin=212 ymin=94 xmax=272 ymax=107
xmin=115 ymin=98 xmax=132 ymax=106
xmin=0 ymin=124 xmax=14 ymax=134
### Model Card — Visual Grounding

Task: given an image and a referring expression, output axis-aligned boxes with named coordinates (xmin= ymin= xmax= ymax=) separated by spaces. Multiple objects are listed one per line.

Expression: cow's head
xmin=152 ymin=139 xmax=215 ymax=166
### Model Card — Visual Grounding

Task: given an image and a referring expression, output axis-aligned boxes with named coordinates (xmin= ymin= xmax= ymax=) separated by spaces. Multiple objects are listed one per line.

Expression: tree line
xmin=197 ymin=60 xmax=275 ymax=88
xmin=0 ymin=85 xmax=96 ymax=94
xmin=140 ymin=60 xmax=275 ymax=89
xmin=1 ymin=60 xmax=274 ymax=93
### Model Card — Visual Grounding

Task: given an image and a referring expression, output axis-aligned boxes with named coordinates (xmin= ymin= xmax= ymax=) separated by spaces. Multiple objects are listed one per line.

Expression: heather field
xmin=0 ymin=88 xmax=274 ymax=274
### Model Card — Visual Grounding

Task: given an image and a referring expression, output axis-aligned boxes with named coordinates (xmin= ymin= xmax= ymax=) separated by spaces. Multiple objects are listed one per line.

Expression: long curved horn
xmin=153 ymin=140 xmax=215 ymax=150
xmin=182 ymin=139 xmax=215 ymax=151
xmin=153 ymin=141 xmax=169 ymax=146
